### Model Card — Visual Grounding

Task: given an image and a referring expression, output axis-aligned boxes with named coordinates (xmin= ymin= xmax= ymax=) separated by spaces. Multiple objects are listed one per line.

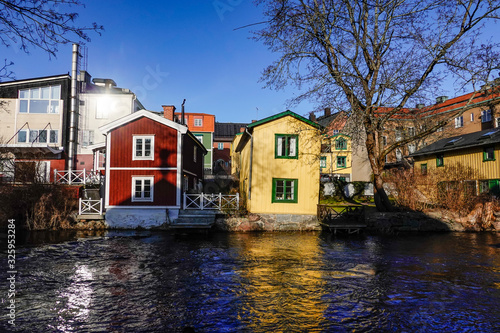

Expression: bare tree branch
xmin=254 ymin=0 xmax=500 ymax=211
xmin=0 ymin=0 xmax=103 ymax=81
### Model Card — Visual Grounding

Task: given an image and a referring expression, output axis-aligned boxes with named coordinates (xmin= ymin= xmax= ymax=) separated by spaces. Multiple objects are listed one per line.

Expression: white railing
xmin=79 ymin=198 xmax=103 ymax=215
xmin=184 ymin=192 xmax=239 ymax=211
xmin=54 ymin=169 xmax=101 ymax=185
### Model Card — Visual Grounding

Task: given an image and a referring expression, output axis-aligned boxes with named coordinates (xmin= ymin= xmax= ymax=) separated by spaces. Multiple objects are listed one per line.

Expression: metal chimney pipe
xmin=68 ymin=43 xmax=79 ymax=172
xmin=181 ymin=99 xmax=186 ymax=125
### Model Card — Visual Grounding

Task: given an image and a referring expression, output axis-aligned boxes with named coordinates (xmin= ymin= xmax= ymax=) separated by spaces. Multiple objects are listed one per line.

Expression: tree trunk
xmin=365 ymin=129 xmax=393 ymax=212
xmin=373 ymin=172 xmax=393 ymax=212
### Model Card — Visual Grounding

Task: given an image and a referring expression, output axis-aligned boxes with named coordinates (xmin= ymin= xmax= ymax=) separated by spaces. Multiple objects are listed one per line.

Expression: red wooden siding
xmin=108 ymin=170 xmax=177 ymax=206
xmin=109 ymin=117 xmax=178 ymax=168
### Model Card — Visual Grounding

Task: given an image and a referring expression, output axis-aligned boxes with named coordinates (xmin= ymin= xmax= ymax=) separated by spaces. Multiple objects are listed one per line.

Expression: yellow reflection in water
xmin=235 ymin=234 xmax=327 ymax=329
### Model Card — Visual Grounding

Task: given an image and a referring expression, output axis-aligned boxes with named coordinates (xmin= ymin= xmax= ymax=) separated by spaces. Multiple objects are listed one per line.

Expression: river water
xmin=1 ymin=230 xmax=500 ymax=332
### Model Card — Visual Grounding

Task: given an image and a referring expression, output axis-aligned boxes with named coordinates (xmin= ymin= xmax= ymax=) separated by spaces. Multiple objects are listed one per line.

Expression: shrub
xmin=384 ymin=163 xmax=487 ymax=215
xmin=0 ymin=184 xmax=78 ymax=230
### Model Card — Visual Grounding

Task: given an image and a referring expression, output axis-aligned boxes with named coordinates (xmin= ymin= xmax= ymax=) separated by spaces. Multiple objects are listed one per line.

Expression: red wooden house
xmin=99 ymin=110 xmax=206 ymax=228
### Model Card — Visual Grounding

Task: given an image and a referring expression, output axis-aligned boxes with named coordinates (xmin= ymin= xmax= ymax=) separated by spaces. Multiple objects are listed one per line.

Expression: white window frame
xmin=195 ymin=135 xmax=203 ymax=143
xmin=131 ymin=176 xmax=154 ymax=202
xmin=17 ymin=130 xmax=27 ymax=143
xmin=481 ymin=110 xmax=492 ymax=123
xmin=470 ymin=113 xmax=474 ymax=122
xmin=218 ymin=142 xmax=224 ymax=150
xmin=18 ymin=129 xmax=58 ymax=144
xmin=396 ymin=148 xmax=402 ymax=161
xmin=81 ymin=130 xmax=95 ymax=147
xmin=133 ymin=135 xmax=155 ymax=161
xmin=18 ymin=85 xmax=61 ymax=114
xmin=408 ymin=143 xmax=416 ymax=154
xmin=455 ymin=116 xmax=463 ymax=128
xmin=194 ymin=118 xmax=203 ymax=127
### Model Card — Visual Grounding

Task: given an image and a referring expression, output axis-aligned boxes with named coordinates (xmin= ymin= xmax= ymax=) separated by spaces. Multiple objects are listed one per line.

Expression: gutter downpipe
xmin=68 ymin=43 xmax=79 ymax=172
xmin=245 ymin=128 xmax=253 ymax=200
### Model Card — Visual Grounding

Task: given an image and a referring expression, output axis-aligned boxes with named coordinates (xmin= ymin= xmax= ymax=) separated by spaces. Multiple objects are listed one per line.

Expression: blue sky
xmin=2 ymin=0 xmax=315 ymax=123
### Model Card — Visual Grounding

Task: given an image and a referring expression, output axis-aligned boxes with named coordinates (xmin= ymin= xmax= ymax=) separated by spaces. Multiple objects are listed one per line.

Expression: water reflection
xmin=0 ymin=231 xmax=499 ymax=332
xmin=53 ymin=264 xmax=94 ymax=332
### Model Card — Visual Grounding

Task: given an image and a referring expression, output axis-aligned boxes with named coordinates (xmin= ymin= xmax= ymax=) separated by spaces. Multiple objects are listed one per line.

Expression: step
xmin=171 ymin=217 xmax=214 ymax=229
xmin=178 ymin=210 xmax=218 ymax=216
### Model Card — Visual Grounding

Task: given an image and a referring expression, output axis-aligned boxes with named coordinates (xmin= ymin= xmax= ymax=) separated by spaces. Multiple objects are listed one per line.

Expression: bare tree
xmin=254 ymin=0 xmax=500 ymax=211
xmin=0 ymin=0 xmax=103 ymax=81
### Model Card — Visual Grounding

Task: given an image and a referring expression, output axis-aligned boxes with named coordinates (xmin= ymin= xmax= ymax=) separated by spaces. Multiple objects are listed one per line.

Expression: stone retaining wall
xmin=214 ymin=214 xmax=321 ymax=232
xmin=364 ymin=211 xmax=465 ymax=232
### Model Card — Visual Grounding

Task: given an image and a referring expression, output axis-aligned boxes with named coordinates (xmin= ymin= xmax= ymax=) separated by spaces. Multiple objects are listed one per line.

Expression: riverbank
xmin=7 ymin=202 xmax=500 ymax=233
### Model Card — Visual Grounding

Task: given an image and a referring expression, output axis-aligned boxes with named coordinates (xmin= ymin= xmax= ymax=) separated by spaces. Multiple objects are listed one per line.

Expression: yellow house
xmin=320 ymin=134 xmax=352 ymax=181
xmin=232 ymin=111 xmax=322 ymax=221
xmin=411 ymin=128 xmax=500 ymax=195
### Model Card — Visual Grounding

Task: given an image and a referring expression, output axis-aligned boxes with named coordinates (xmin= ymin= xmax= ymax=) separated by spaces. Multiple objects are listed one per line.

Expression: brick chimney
xmin=309 ymin=112 xmax=317 ymax=122
xmin=162 ymin=105 xmax=176 ymax=121
xmin=239 ymin=126 xmax=246 ymax=133
xmin=324 ymin=107 xmax=331 ymax=117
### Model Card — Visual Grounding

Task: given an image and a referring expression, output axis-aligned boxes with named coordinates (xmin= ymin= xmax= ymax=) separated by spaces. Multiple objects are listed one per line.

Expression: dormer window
xmin=335 ymin=137 xmax=347 ymax=150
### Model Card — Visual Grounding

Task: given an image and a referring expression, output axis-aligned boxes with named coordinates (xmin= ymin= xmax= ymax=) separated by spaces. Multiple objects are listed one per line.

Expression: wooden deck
xmin=318 ymin=204 xmax=367 ymax=234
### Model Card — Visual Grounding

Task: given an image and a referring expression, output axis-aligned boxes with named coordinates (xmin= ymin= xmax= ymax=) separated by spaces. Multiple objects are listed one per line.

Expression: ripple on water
xmin=1 ymin=231 xmax=500 ymax=332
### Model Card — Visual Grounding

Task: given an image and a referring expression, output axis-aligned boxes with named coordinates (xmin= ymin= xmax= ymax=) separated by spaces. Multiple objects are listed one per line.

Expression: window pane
xmin=19 ymin=100 xmax=28 ymax=113
xmin=289 ymin=137 xmax=296 ymax=156
xmin=135 ymin=180 xmax=142 ymax=198
xmin=50 ymin=100 xmax=60 ymax=114
xmin=50 ymin=130 xmax=58 ymax=143
xmin=41 ymin=87 xmax=50 ymax=99
xmin=144 ymin=180 xmax=151 ymax=198
xmin=51 ymin=85 xmax=61 ymax=99
xmin=19 ymin=89 xmax=29 ymax=99
xmin=144 ymin=139 xmax=151 ymax=156
xmin=30 ymin=100 xmax=49 ymax=113
xmin=39 ymin=130 xmax=47 ymax=143
xmin=136 ymin=138 xmax=143 ymax=156
xmin=18 ymin=130 xmax=27 ymax=143
xmin=30 ymin=88 xmax=40 ymax=99
xmin=285 ymin=180 xmax=294 ymax=200
xmin=276 ymin=180 xmax=284 ymax=199
xmin=29 ymin=130 xmax=38 ymax=143
xmin=277 ymin=137 xmax=283 ymax=156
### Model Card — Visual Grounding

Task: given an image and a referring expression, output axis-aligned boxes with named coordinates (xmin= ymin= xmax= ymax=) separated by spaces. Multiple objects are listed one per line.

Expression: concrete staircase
xmin=171 ymin=210 xmax=217 ymax=229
